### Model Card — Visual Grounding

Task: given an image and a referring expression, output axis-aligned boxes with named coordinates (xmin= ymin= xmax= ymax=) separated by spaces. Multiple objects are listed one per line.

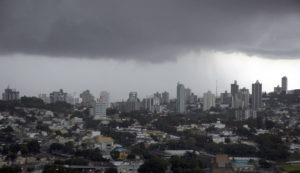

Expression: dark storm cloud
xmin=0 ymin=0 xmax=300 ymax=62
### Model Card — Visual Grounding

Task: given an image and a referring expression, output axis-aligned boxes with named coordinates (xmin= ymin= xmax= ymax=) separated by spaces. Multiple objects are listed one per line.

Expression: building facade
xmin=252 ymin=81 xmax=262 ymax=110
xmin=2 ymin=87 xmax=19 ymax=101
xmin=176 ymin=82 xmax=185 ymax=113
xmin=203 ymin=91 xmax=216 ymax=111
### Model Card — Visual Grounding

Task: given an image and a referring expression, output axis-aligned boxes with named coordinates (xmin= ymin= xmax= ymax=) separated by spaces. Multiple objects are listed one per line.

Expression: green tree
xmin=27 ymin=140 xmax=40 ymax=153
xmin=105 ymin=168 xmax=118 ymax=173
xmin=138 ymin=157 xmax=168 ymax=173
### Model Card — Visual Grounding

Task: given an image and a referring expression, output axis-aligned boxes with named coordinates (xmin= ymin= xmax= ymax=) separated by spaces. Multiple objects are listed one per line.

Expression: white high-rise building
xmin=94 ymin=98 xmax=107 ymax=120
xmin=239 ymin=88 xmax=250 ymax=109
xmin=252 ymin=80 xmax=262 ymax=110
xmin=282 ymin=76 xmax=288 ymax=94
xmin=100 ymin=91 xmax=110 ymax=108
xmin=176 ymin=82 xmax=185 ymax=113
xmin=203 ymin=91 xmax=215 ymax=111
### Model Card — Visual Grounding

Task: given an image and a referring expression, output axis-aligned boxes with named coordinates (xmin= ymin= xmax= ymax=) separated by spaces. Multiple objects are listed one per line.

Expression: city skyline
xmin=0 ymin=75 xmax=290 ymax=103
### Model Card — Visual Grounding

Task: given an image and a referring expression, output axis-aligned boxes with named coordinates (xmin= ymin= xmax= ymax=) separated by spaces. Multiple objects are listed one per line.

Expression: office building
xmin=203 ymin=91 xmax=215 ymax=111
xmin=176 ymin=82 xmax=185 ymax=113
xmin=252 ymin=80 xmax=262 ymax=110
xmin=231 ymin=80 xmax=239 ymax=108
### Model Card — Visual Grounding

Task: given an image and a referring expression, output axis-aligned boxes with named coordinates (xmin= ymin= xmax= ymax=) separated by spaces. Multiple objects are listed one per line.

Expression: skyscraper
xmin=100 ymin=91 xmax=110 ymax=108
xmin=252 ymin=80 xmax=262 ymax=110
xmin=239 ymin=88 xmax=250 ymax=109
xmin=231 ymin=80 xmax=239 ymax=108
xmin=282 ymin=76 xmax=288 ymax=94
xmin=2 ymin=86 xmax=19 ymax=101
xmin=176 ymin=82 xmax=185 ymax=113
xmin=203 ymin=91 xmax=215 ymax=111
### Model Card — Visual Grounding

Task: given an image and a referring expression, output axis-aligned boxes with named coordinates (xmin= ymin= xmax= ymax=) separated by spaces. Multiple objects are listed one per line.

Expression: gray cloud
xmin=0 ymin=0 xmax=300 ymax=62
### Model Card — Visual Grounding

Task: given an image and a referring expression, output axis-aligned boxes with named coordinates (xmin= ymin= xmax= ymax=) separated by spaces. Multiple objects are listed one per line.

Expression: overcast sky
xmin=1 ymin=0 xmax=300 ymax=101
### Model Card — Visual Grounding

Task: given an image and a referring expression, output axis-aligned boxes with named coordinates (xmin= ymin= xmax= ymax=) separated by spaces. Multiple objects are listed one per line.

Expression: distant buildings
xmin=2 ymin=86 xmax=20 ymax=101
xmin=203 ymin=91 xmax=215 ymax=111
xmin=80 ymin=90 xmax=95 ymax=107
xmin=50 ymin=89 xmax=68 ymax=103
xmin=282 ymin=76 xmax=288 ymax=94
xmin=125 ymin=92 xmax=140 ymax=112
xmin=161 ymin=91 xmax=170 ymax=105
xmin=38 ymin=93 xmax=50 ymax=103
xmin=176 ymin=82 xmax=186 ymax=113
xmin=252 ymin=80 xmax=262 ymax=110
xmin=143 ymin=96 xmax=161 ymax=113
xmin=220 ymin=91 xmax=231 ymax=105
xmin=274 ymin=85 xmax=282 ymax=94
xmin=100 ymin=91 xmax=110 ymax=108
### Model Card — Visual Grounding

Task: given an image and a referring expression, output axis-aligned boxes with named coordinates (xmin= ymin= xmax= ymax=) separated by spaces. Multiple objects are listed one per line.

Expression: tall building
xmin=94 ymin=98 xmax=107 ymax=120
xmin=128 ymin=92 xmax=138 ymax=101
xmin=80 ymin=90 xmax=95 ymax=107
xmin=231 ymin=80 xmax=239 ymax=108
xmin=154 ymin=92 xmax=162 ymax=103
xmin=231 ymin=80 xmax=239 ymax=96
xmin=50 ymin=89 xmax=67 ymax=103
xmin=100 ymin=91 xmax=110 ymax=108
xmin=239 ymin=88 xmax=250 ymax=109
xmin=282 ymin=76 xmax=288 ymax=94
xmin=176 ymin=82 xmax=185 ymax=113
xmin=161 ymin=91 xmax=170 ymax=104
xmin=252 ymin=80 xmax=262 ymax=110
xmin=185 ymin=88 xmax=191 ymax=103
xmin=203 ymin=91 xmax=215 ymax=111
xmin=143 ymin=96 xmax=161 ymax=113
xmin=2 ymin=86 xmax=19 ymax=101
xmin=126 ymin=92 xmax=140 ymax=112
xmin=220 ymin=91 xmax=231 ymax=105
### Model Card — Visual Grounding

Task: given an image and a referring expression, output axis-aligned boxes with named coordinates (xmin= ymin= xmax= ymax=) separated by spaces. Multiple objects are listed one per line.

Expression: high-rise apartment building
xmin=252 ymin=80 xmax=262 ymax=110
xmin=282 ymin=76 xmax=288 ymax=94
xmin=203 ymin=91 xmax=215 ymax=111
xmin=2 ymin=86 xmax=19 ymax=101
xmin=176 ymin=82 xmax=185 ymax=113
xmin=80 ymin=90 xmax=95 ymax=107
xmin=161 ymin=91 xmax=170 ymax=104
